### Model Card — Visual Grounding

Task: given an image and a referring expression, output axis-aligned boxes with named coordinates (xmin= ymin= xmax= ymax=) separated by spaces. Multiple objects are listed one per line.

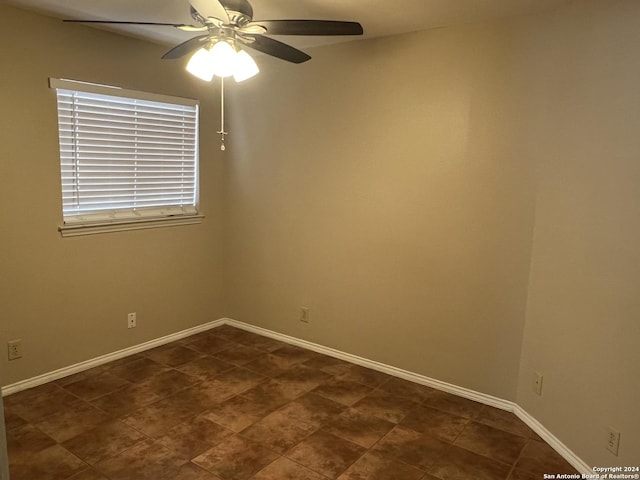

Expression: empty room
xmin=0 ymin=0 xmax=638 ymax=479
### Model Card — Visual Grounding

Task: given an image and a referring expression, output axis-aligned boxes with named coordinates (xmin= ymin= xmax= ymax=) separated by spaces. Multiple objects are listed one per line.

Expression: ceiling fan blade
xmin=246 ymin=20 xmax=363 ymax=36
xmin=219 ymin=0 xmax=254 ymax=20
xmin=63 ymin=20 xmax=195 ymax=28
xmin=177 ymin=25 xmax=209 ymax=32
xmin=190 ymin=0 xmax=229 ymax=23
xmin=239 ymin=35 xmax=311 ymax=64
xmin=162 ymin=34 xmax=211 ymax=60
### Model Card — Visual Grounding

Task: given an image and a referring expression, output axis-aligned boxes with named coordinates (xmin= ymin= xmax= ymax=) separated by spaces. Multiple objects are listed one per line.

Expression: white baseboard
xmin=1 ymin=316 xmax=590 ymax=474
xmin=1 ymin=318 xmax=225 ymax=397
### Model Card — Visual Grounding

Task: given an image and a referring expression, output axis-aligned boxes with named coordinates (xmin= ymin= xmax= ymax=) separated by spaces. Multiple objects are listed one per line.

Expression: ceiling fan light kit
xmin=186 ymin=40 xmax=258 ymax=82
xmin=64 ymin=0 xmax=363 ymax=149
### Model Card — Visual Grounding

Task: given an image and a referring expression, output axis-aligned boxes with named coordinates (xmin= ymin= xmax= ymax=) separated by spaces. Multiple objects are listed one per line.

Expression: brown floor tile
xmin=3 ymin=407 xmax=28 ymax=430
xmin=55 ymin=366 xmax=112 ymax=388
xmin=4 ymin=384 xmax=84 ymax=422
xmin=338 ymin=365 xmax=392 ymax=388
xmin=144 ymin=345 xmax=206 ymax=367
xmin=6 ymin=423 xmax=57 ymax=462
xmin=155 ymin=416 xmax=234 ymax=460
xmin=35 ymin=398 xmax=110 ymax=442
xmin=372 ymin=426 xmax=448 ymax=471
xmin=275 ymin=364 xmax=333 ymax=393
xmin=177 ymin=356 xmax=235 ymax=381
xmin=303 ymin=355 xmax=353 ymax=376
xmin=62 ymin=372 xmax=131 ymax=401
xmin=454 ymin=421 xmax=528 ymax=465
xmin=213 ymin=344 xmax=266 ymax=366
xmin=241 ymin=378 xmax=307 ymax=408
xmin=271 ymin=344 xmax=319 ymax=364
xmin=235 ymin=334 xmax=288 ymax=353
xmin=352 ymin=389 xmax=420 ymax=423
xmin=95 ymin=438 xmax=188 ymax=480
xmin=276 ymin=393 xmax=347 ymax=428
xmin=286 ymin=430 xmax=366 ymax=479
xmin=515 ymin=440 xmax=578 ymax=475
xmin=185 ymin=334 xmax=235 ymax=355
xmin=9 ymin=444 xmax=87 ymax=480
xmin=104 ymin=354 xmax=146 ymax=369
xmin=176 ymin=462 xmax=224 ymax=479
xmin=243 ymin=353 xmax=301 ymax=377
xmin=91 ymin=368 xmax=198 ymax=417
xmin=507 ymin=469 xmax=540 ymax=480
xmin=180 ymin=330 xmax=214 ymax=344
xmin=121 ymin=393 xmax=203 ymax=437
xmin=61 ymin=420 xmax=145 ymax=465
xmin=423 ymin=391 xmax=484 ymax=419
xmin=337 ymin=451 xmax=424 ymax=480
xmin=201 ymin=395 xmax=273 ymax=432
xmin=211 ymin=324 xmax=243 ymax=337
xmin=323 ymin=408 xmax=394 ymax=448
xmin=193 ymin=434 xmax=279 ymax=480
xmin=107 ymin=357 xmax=171 ymax=383
xmin=67 ymin=468 xmax=111 ymax=480
xmin=427 ymin=444 xmax=511 ymax=480
xmin=312 ymin=378 xmax=374 ymax=406
xmin=90 ymin=381 xmax=164 ymax=417
xmin=213 ymin=326 xmax=263 ymax=345
xmin=240 ymin=409 xmax=317 ymax=454
xmin=136 ymin=368 xmax=199 ymax=396
xmin=474 ymin=406 xmax=538 ymax=439
xmin=400 ymin=405 xmax=469 ymax=443
xmin=378 ymin=377 xmax=436 ymax=402
xmin=200 ymin=367 xmax=267 ymax=399
xmin=253 ymin=456 xmax=328 ymax=480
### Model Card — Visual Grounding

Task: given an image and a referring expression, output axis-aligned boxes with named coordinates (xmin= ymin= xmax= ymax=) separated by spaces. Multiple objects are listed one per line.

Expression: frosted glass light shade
xmin=186 ymin=48 xmax=216 ymax=81
xmin=210 ymin=41 xmax=236 ymax=78
xmin=233 ymin=50 xmax=260 ymax=82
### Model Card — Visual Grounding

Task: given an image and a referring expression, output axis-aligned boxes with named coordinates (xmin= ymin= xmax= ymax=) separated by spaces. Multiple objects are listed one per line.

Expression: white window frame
xmin=50 ymin=78 xmax=203 ymax=237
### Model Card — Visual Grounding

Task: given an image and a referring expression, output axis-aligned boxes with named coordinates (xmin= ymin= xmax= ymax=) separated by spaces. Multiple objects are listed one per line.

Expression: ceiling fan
xmin=64 ymin=0 xmax=363 ymax=150
xmin=64 ymin=0 xmax=364 ymax=65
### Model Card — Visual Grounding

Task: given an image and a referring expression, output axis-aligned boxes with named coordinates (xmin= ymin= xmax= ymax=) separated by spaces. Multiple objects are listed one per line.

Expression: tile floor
xmin=3 ymin=325 xmax=578 ymax=480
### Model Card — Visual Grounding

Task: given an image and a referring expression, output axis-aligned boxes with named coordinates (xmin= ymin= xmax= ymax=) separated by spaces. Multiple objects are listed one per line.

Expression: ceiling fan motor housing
xmin=221 ymin=0 xmax=254 ymax=25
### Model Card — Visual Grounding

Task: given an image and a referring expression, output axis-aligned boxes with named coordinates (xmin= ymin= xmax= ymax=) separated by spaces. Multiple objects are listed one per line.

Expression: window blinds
xmin=51 ymin=79 xmax=199 ymax=225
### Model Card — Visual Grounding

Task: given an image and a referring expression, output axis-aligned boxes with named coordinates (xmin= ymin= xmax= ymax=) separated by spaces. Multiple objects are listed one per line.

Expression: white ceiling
xmin=7 ymin=0 xmax=574 ymax=50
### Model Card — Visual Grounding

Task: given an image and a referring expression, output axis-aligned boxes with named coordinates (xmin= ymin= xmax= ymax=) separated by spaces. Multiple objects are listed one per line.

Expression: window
xmin=50 ymin=78 xmax=202 ymax=236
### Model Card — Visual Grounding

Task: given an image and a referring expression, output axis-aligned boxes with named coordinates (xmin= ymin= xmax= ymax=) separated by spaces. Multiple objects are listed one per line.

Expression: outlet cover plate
xmin=533 ymin=371 xmax=543 ymax=396
xmin=8 ymin=339 xmax=22 ymax=361
xmin=607 ymin=427 xmax=620 ymax=456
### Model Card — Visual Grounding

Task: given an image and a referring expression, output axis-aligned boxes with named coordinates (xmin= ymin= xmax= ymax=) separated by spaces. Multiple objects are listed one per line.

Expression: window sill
xmin=58 ymin=215 xmax=204 ymax=237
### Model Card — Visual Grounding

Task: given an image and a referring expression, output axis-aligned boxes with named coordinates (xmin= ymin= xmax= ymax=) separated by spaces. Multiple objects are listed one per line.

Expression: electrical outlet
xmin=533 ymin=371 xmax=543 ymax=396
xmin=127 ymin=312 xmax=137 ymax=329
xmin=7 ymin=339 xmax=22 ymax=361
xmin=607 ymin=427 xmax=620 ymax=456
xmin=300 ymin=307 xmax=309 ymax=323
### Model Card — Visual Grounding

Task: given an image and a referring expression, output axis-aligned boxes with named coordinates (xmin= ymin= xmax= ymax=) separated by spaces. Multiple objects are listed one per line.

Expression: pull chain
xmin=216 ymin=76 xmax=228 ymax=151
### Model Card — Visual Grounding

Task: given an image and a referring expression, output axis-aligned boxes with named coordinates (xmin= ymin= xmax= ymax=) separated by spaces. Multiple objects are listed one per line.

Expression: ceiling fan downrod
xmin=217 ymin=77 xmax=228 ymax=151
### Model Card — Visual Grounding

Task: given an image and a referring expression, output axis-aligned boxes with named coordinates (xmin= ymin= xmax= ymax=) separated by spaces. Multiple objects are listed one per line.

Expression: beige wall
xmin=516 ymin=0 xmax=640 ymax=466
xmin=224 ymin=23 xmax=537 ymax=401
xmin=0 ymin=5 xmax=226 ymax=386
